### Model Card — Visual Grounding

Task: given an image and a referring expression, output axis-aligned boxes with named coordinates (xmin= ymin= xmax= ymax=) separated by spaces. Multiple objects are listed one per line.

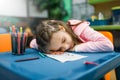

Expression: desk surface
xmin=0 ymin=48 xmax=120 ymax=80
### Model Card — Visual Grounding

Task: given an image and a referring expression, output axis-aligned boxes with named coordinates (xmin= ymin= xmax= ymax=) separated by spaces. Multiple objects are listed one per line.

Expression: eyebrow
xmin=62 ymin=37 xmax=64 ymax=43
xmin=57 ymin=37 xmax=64 ymax=51
xmin=62 ymin=36 xmax=66 ymax=43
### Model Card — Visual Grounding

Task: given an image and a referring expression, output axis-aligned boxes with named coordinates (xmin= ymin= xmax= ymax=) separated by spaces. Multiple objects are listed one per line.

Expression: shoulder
xmin=67 ymin=20 xmax=82 ymax=26
xmin=67 ymin=20 xmax=91 ymax=35
xmin=67 ymin=20 xmax=90 ymax=29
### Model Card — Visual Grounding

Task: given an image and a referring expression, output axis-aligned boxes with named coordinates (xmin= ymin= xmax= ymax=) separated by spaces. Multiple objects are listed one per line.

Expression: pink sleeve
xmin=30 ymin=39 xmax=38 ymax=49
xmin=68 ymin=20 xmax=114 ymax=52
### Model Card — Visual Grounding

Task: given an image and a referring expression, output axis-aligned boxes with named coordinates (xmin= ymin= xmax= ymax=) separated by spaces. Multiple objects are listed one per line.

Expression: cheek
xmin=66 ymin=36 xmax=73 ymax=43
xmin=65 ymin=33 xmax=73 ymax=41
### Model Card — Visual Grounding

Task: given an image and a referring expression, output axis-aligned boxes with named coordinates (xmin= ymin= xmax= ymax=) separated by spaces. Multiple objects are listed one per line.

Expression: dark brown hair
xmin=35 ymin=20 xmax=80 ymax=53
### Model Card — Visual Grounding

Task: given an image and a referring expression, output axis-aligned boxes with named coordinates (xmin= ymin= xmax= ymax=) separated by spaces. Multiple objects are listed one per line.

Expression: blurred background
xmin=0 ymin=0 xmax=120 ymax=51
xmin=0 ymin=0 xmax=119 ymax=26
xmin=0 ymin=0 xmax=120 ymax=27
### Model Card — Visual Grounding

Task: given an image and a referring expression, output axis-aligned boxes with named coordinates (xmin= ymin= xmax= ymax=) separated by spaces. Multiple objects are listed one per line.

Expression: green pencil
xmin=38 ymin=52 xmax=46 ymax=58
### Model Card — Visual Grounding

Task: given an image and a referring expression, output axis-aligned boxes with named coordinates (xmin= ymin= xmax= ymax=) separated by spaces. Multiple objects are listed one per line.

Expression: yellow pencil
xmin=20 ymin=27 xmax=23 ymax=34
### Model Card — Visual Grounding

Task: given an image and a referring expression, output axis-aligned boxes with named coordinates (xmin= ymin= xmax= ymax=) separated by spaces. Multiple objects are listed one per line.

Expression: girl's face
xmin=49 ymin=30 xmax=74 ymax=52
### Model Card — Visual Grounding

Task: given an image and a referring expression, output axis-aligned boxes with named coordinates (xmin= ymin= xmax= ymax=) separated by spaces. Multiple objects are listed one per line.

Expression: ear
xmin=59 ymin=25 xmax=65 ymax=31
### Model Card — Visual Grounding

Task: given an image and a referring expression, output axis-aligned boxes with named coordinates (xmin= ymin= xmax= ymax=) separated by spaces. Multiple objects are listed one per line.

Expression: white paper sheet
xmin=46 ymin=52 xmax=87 ymax=63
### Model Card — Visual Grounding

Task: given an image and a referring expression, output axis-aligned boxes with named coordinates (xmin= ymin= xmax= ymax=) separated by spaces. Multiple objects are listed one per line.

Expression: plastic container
xmin=87 ymin=19 xmax=110 ymax=26
xmin=112 ymin=6 xmax=120 ymax=25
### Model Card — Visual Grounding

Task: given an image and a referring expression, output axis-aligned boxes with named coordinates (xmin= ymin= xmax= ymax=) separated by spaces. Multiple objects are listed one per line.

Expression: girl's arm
xmin=30 ymin=39 xmax=38 ymax=49
xmin=69 ymin=20 xmax=114 ymax=52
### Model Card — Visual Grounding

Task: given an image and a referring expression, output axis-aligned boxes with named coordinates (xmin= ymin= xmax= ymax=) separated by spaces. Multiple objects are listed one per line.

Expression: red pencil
xmin=17 ymin=32 xmax=21 ymax=54
xmin=84 ymin=61 xmax=99 ymax=66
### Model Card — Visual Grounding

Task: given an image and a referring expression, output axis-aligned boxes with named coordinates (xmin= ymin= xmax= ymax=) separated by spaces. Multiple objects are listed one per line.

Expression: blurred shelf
xmin=91 ymin=25 xmax=120 ymax=30
xmin=88 ymin=0 xmax=120 ymax=20
xmin=88 ymin=0 xmax=113 ymax=4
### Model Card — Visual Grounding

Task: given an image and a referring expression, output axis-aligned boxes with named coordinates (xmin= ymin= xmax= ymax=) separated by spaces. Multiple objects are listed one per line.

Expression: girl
xmin=30 ymin=20 xmax=114 ymax=54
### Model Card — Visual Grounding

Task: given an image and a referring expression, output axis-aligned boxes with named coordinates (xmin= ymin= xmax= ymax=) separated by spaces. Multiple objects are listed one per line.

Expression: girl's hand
xmin=51 ymin=51 xmax=64 ymax=55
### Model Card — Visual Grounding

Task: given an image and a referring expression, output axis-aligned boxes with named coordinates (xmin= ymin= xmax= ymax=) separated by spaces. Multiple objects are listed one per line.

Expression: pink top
xmin=30 ymin=20 xmax=114 ymax=52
